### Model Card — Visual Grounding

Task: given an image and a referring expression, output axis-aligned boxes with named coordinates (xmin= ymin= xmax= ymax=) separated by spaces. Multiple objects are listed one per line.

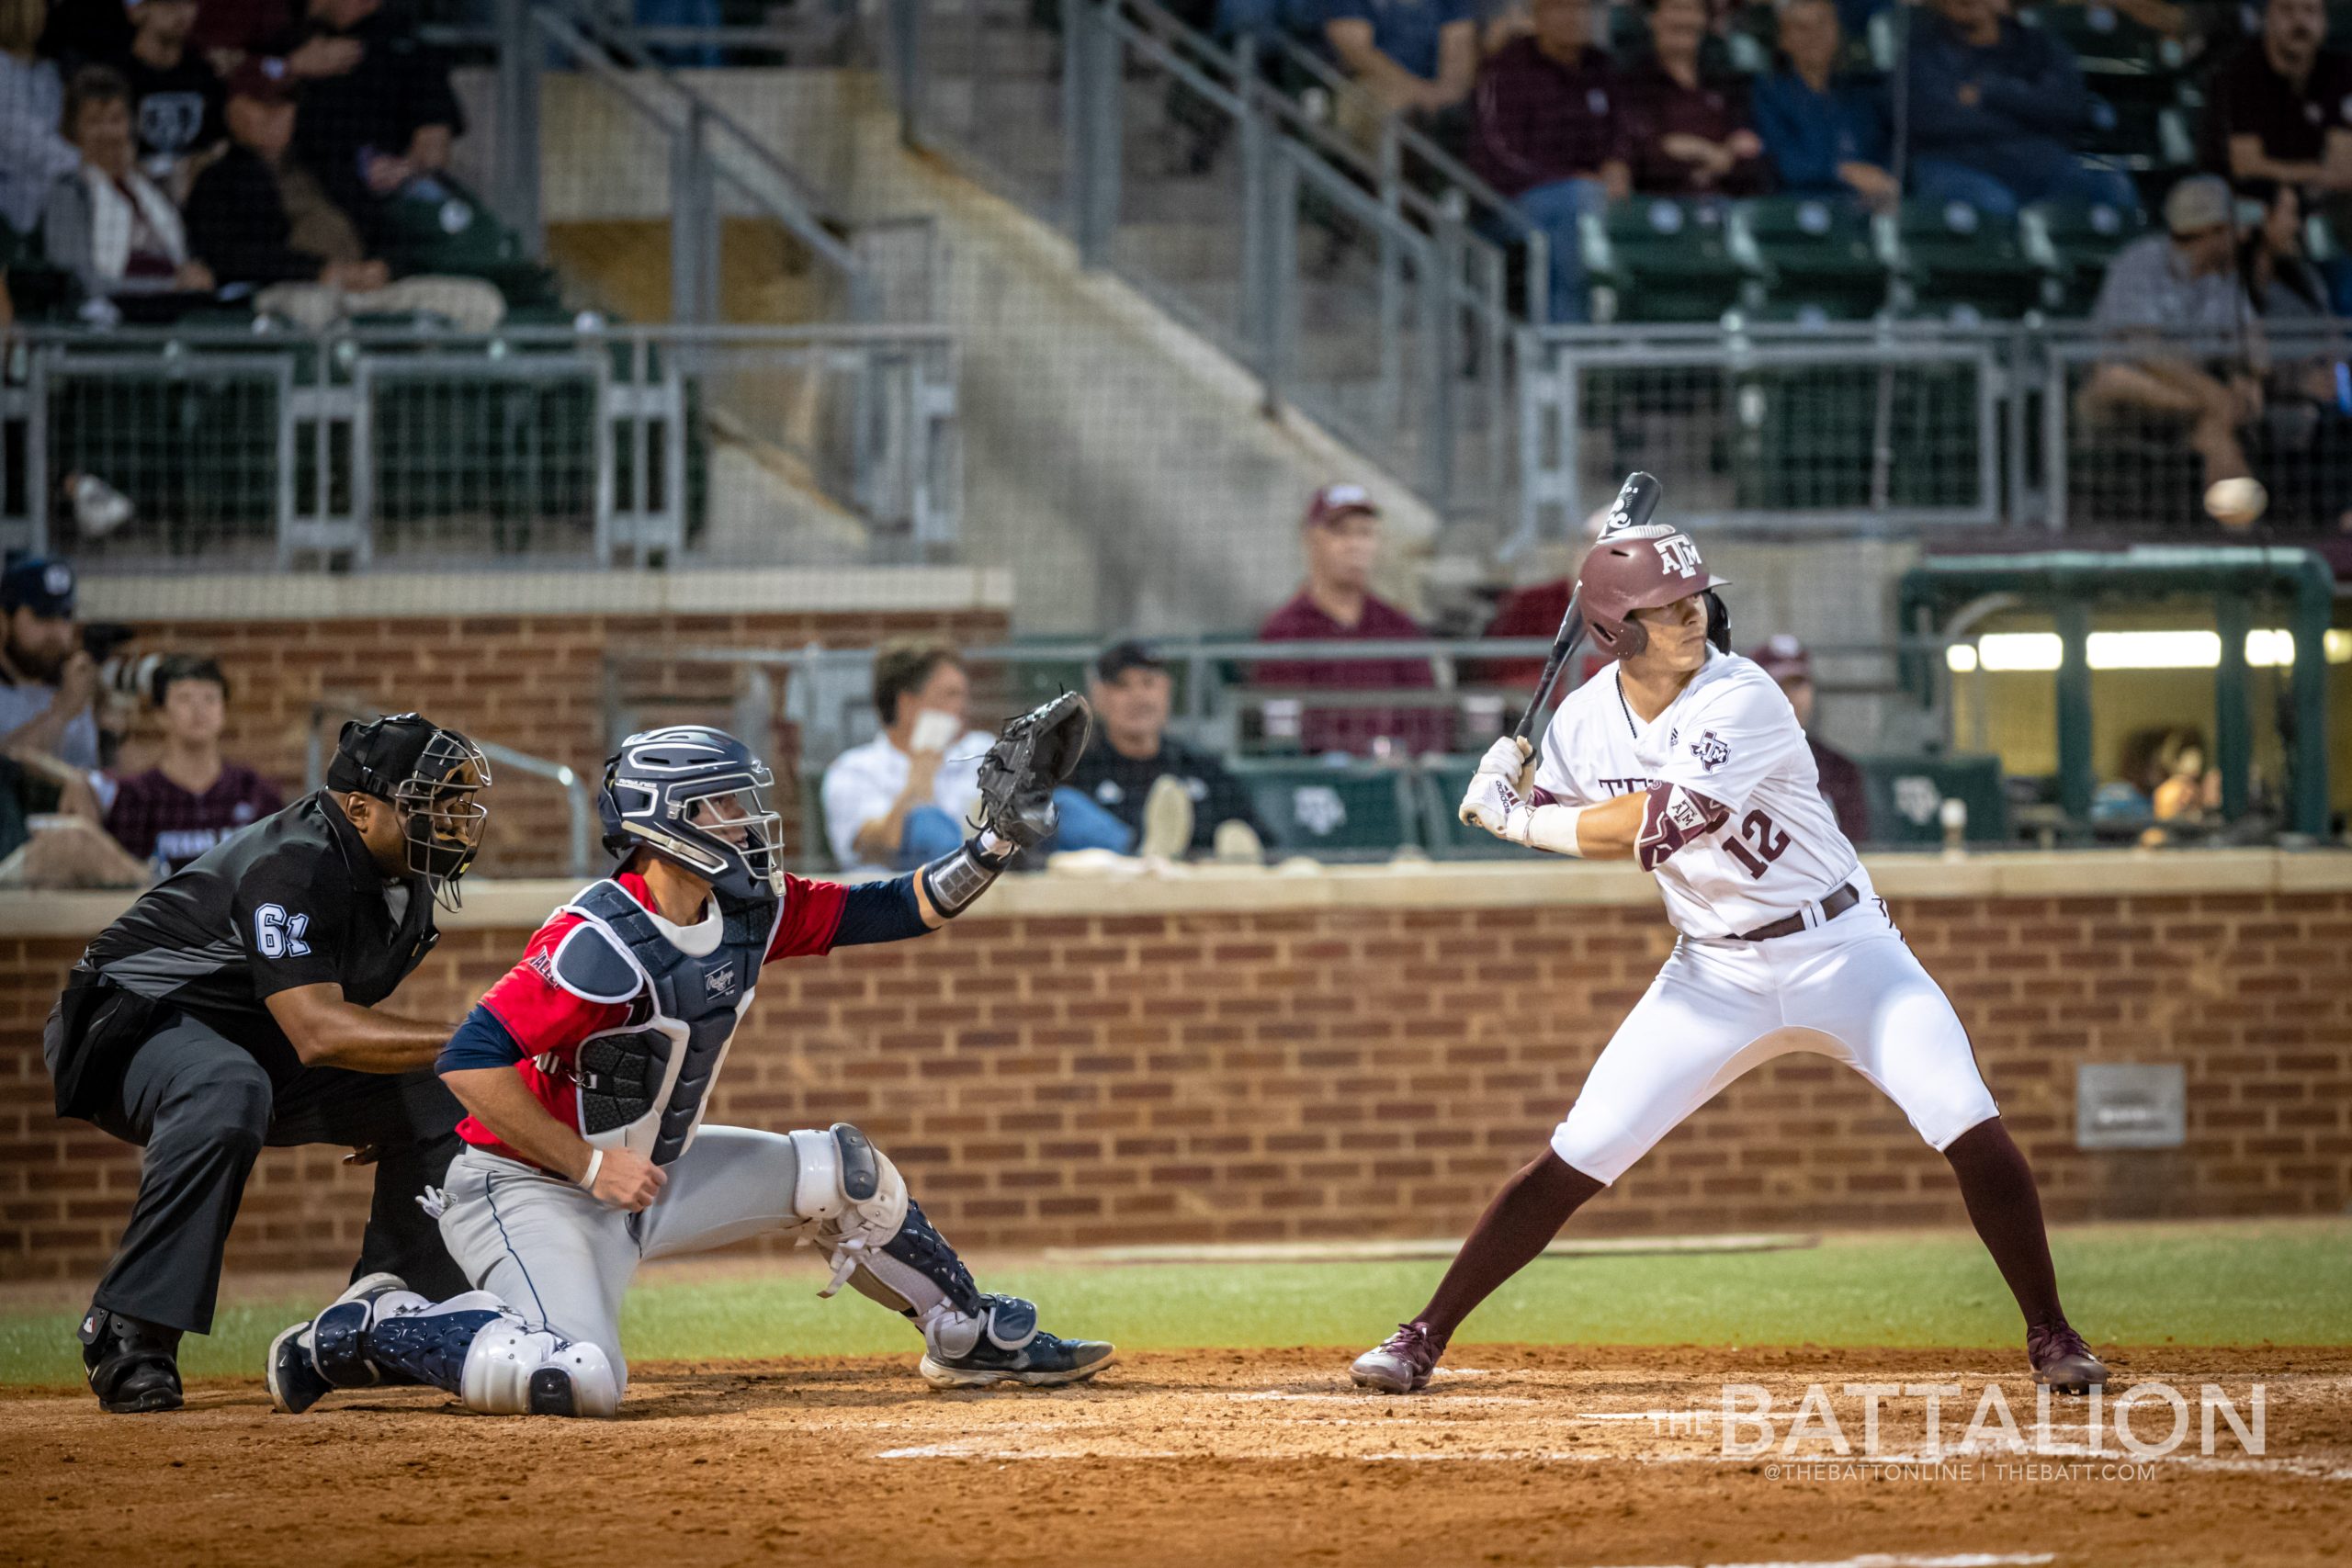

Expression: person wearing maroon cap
xmin=1751 ymin=633 xmax=1871 ymax=844
xmin=1255 ymin=485 xmax=1449 ymax=758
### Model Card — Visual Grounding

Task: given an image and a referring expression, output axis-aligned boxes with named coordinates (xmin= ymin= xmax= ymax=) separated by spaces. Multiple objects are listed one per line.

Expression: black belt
xmin=1736 ymin=882 xmax=1860 ymax=942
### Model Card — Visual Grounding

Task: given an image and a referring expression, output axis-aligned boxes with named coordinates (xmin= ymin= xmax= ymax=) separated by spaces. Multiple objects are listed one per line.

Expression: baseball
xmin=2204 ymin=476 xmax=2268 ymax=529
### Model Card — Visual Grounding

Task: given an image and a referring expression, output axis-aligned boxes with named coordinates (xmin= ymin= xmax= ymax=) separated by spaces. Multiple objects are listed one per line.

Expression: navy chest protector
xmin=548 ymin=880 xmax=780 ymax=1166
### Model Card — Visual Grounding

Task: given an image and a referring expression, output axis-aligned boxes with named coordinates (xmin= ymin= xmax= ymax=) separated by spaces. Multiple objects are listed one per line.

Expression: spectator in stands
xmin=1750 ymin=634 xmax=1870 ymax=842
xmin=1469 ymin=0 xmax=1627 ymax=322
xmin=821 ymin=639 xmax=1133 ymax=875
xmin=1066 ymin=639 xmax=1272 ymax=862
xmin=1258 ymin=484 xmax=1448 ymax=756
xmin=1619 ymin=0 xmax=1770 ymax=197
xmin=2204 ymin=0 xmax=2352 ymax=195
xmin=41 ymin=67 xmax=215 ymax=309
xmin=193 ymin=0 xmax=366 ymax=83
xmin=1752 ymin=0 xmax=1894 ymax=208
xmin=0 ymin=0 xmax=81 ymax=242
xmin=1905 ymin=0 xmax=2137 ymax=217
xmin=2244 ymin=181 xmax=2334 ymax=323
xmin=2079 ymin=175 xmax=2261 ymax=493
xmin=0 ymin=558 xmax=100 ymax=773
xmin=114 ymin=0 xmax=225 ymax=194
xmin=821 ymin=639 xmax=990 ymax=876
xmin=0 ymin=749 xmax=151 ymax=888
xmin=1325 ymin=0 xmax=1479 ymax=146
xmin=102 ymin=656 xmax=281 ymax=874
xmin=184 ymin=60 xmax=502 ymax=331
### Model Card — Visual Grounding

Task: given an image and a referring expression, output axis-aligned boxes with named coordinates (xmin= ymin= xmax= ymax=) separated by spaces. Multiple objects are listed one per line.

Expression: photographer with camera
xmin=105 ymin=656 xmax=281 ymax=875
xmin=0 ymin=557 xmax=101 ymax=773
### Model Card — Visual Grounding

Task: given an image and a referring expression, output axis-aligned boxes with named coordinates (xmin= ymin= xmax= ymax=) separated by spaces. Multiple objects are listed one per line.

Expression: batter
xmin=1351 ymin=518 xmax=2109 ymax=1396
xmin=265 ymin=708 xmax=1113 ymax=1417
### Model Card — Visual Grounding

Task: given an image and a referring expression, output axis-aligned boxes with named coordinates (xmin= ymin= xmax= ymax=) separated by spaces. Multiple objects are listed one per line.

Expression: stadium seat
xmin=2022 ymin=197 xmax=2149 ymax=313
xmin=1853 ymin=754 xmax=2009 ymax=846
xmin=1585 ymin=198 xmax=1750 ymax=323
xmin=1734 ymin=196 xmax=1890 ymax=321
xmin=1227 ymin=759 xmax=1419 ymax=860
xmin=2019 ymin=4 xmax=2185 ymax=76
xmin=1885 ymin=199 xmax=2050 ymax=320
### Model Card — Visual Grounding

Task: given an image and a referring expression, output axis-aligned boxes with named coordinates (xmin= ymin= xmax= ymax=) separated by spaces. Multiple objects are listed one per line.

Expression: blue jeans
xmin=1515 ymin=176 xmax=1611 ymax=324
xmin=1908 ymin=153 xmax=2137 ymax=220
xmin=893 ymin=788 xmax=1135 ymax=870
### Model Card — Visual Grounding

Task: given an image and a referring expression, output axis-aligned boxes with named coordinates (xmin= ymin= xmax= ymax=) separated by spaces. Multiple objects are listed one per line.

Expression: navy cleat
xmin=81 ymin=1308 xmax=183 ymax=1414
xmin=266 ymin=1271 xmax=410 ymax=1415
xmin=918 ymin=1294 xmax=1114 ymax=1390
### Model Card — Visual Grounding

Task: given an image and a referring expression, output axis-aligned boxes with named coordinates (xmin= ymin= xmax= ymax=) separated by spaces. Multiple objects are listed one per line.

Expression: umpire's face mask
xmin=395 ymin=739 xmax=492 ymax=909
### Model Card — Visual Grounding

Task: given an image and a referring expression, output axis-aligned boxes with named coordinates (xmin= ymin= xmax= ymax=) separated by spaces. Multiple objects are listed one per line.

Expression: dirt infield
xmin=5 ymin=1346 xmax=2346 ymax=1567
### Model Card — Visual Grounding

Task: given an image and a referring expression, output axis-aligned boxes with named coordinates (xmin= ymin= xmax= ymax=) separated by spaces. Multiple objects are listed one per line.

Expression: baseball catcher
xmin=266 ymin=701 xmax=1111 ymax=1418
xmin=1350 ymin=512 xmax=2109 ymax=1399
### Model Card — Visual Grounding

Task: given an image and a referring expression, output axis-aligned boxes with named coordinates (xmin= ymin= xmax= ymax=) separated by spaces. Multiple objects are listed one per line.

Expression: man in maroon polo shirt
xmin=1751 ymin=634 xmax=1871 ymax=844
xmin=1256 ymin=484 xmax=1449 ymax=757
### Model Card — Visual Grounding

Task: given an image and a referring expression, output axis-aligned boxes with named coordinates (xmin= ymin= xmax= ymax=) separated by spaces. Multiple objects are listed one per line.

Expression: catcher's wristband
xmin=578 ymin=1148 xmax=605 ymax=1191
xmin=921 ymin=833 xmax=1012 ymax=919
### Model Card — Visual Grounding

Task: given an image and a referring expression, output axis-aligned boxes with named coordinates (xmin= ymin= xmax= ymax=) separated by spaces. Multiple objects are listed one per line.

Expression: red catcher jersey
xmin=453 ymin=870 xmax=849 ymax=1162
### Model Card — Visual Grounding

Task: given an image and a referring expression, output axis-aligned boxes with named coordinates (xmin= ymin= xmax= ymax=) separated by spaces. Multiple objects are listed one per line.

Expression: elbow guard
xmin=919 ymin=835 xmax=1013 ymax=919
xmin=1635 ymin=784 xmax=1731 ymax=872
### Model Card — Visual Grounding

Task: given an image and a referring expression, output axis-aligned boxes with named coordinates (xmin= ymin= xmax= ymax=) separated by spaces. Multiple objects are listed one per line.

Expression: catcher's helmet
xmin=1577 ymin=521 xmax=1730 ymax=659
xmin=599 ymin=726 xmax=784 ymax=902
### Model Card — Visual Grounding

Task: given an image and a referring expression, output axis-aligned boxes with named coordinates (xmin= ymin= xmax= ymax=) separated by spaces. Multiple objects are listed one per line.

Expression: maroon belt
xmin=1736 ymin=882 xmax=1860 ymax=942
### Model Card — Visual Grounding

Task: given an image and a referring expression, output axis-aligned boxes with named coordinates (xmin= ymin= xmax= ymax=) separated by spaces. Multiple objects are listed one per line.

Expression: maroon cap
xmin=224 ymin=56 xmax=295 ymax=106
xmin=1749 ymin=634 xmax=1811 ymax=681
xmin=1304 ymin=483 xmax=1379 ymax=529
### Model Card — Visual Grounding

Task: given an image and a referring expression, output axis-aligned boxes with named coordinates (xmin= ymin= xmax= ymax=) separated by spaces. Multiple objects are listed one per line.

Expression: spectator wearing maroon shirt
xmin=1619 ymin=0 xmax=1770 ymax=198
xmin=1471 ymin=0 xmax=1627 ymax=321
xmin=1750 ymin=635 xmax=1871 ymax=844
xmin=104 ymin=656 xmax=283 ymax=874
xmin=1256 ymin=484 xmax=1449 ymax=757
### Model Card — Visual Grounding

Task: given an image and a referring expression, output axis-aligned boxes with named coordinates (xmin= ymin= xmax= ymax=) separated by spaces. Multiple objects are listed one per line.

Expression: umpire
xmin=44 ymin=714 xmax=492 ymax=1413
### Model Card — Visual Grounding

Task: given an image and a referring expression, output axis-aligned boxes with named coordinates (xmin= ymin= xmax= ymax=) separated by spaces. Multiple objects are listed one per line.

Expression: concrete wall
xmin=6 ymin=852 xmax=2347 ymax=1281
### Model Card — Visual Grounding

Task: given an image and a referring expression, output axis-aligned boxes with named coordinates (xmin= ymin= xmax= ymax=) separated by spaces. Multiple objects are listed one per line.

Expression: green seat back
xmin=1229 ymin=761 xmax=1417 ymax=859
xmin=1853 ymin=753 xmax=2009 ymax=845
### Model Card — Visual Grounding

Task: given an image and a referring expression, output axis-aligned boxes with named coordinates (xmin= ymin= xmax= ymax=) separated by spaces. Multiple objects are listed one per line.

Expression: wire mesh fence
xmin=2 ymin=324 xmax=958 ymax=570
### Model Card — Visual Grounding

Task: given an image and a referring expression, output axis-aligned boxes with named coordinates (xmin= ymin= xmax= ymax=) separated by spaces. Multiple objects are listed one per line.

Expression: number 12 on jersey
xmin=1723 ymin=809 xmax=1791 ymax=880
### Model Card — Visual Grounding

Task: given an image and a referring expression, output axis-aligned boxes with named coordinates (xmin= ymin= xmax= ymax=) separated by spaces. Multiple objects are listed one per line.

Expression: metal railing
xmin=1518 ymin=319 xmax=2352 ymax=541
xmin=0 ymin=322 xmax=960 ymax=567
xmin=885 ymin=0 xmax=1528 ymax=520
xmin=303 ymin=698 xmax=595 ymax=878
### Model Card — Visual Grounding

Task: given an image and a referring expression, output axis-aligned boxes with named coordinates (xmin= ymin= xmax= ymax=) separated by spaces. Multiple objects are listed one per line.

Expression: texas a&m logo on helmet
xmin=1654 ymin=534 xmax=1704 ymax=579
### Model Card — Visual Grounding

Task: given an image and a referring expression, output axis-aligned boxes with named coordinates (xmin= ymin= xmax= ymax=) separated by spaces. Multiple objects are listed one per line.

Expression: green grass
xmin=6 ymin=1220 xmax=2346 ymax=1389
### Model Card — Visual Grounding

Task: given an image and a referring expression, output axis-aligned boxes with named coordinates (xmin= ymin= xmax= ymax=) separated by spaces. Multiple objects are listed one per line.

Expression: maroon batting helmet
xmin=1577 ymin=522 xmax=1728 ymax=658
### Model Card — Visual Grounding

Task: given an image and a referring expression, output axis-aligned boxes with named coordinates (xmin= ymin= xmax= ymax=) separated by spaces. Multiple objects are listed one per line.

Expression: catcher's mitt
xmin=972 ymin=692 xmax=1093 ymax=851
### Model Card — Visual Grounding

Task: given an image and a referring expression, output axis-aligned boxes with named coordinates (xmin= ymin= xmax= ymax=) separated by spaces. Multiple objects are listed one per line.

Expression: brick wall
xmin=5 ymin=874 xmax=2346 ymax=1282
xmin=86 ymin=583 xmax=1011 ymax=877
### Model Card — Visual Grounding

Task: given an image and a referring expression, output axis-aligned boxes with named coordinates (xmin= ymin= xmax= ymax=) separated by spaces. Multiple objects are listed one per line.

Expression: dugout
xmin=1896 ymin=547 xmax=2338 ymax=840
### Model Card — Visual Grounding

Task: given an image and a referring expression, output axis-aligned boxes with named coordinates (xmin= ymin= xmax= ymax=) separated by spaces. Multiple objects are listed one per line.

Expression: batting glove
xmin=1459 ymin=767 xmax=1532 ymax=844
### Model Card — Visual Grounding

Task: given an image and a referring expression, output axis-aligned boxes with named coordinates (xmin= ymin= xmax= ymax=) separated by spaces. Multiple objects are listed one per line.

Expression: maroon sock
xmin=1413 ymin=1147 xmax=1606 ymax=1344
xmin=1943 ymin=1118 xmax=2065 ymax=1331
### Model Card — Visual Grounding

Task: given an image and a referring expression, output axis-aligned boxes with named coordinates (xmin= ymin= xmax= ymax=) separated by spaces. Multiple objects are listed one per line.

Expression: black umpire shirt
xmin=48 ymin=790 xmax=439 ymax=1119
xmin=1063 ymin=734 xmax=1273 ymax=854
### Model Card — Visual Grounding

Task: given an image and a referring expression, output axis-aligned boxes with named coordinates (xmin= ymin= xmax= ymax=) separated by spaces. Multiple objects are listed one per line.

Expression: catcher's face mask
xmin=329 ymin=715 xmax=492 ymax=911
xmin=598 ymin=727 xmax=786 ymax=904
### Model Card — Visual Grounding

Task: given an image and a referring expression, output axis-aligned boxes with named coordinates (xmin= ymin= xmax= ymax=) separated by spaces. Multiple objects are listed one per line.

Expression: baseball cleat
xmin=2028 ymin=1318 xmax=2109 ymax=1395
xmin=266 ymin=1271 xmax=410 ymax=1415
xmin=81 ymin=1308 xmax=184 ymax=1414
xmin=1351 ymin=1321 xmax=1445 ymax=1393
xmin=919 ymin=1296 xmax=1114 ymax=1389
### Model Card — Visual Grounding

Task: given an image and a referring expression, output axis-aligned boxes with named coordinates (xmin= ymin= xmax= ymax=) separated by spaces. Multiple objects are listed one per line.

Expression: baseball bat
xmin=1509 ymin=470 xmax=1663 ymax=745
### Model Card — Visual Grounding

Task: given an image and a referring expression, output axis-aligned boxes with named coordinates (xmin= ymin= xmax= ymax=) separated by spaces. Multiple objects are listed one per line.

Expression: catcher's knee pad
xmin=787 ymin=1122 xmax=910 ymax=1293
xmin=458 ymin=1319 xmax=621 ymax=1419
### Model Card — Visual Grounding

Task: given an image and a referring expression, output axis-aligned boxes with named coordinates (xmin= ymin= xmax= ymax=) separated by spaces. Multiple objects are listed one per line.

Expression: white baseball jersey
xmin=1534 ymin=648 xmax=1863 ymax=940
